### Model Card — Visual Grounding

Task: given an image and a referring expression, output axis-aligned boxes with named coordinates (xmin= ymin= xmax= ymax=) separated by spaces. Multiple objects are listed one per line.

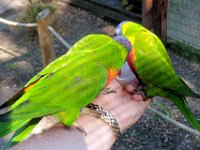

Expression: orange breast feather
xmin=105 ymin=68 xmax=119 ymax=87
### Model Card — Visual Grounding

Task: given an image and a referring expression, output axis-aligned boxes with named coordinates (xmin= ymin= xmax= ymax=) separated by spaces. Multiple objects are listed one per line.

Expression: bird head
xmin=115 ymin=21 xmax=144 ymax=46
xmin=115 ymin=21 xmax=140 ymax=70
xmin=113 ymin=35 xmax=132 ymax=53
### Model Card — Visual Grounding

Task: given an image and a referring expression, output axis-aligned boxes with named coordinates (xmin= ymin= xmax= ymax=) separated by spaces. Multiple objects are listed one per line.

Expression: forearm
xmin=11 ymin=115 xmax=115 ymax=150
xmin=10 ymin=125 xmax=86 ymax=150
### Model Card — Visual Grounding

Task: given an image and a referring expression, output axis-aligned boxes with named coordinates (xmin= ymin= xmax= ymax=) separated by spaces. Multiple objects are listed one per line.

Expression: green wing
xmin=1 ymin=34 xmax=127 ymax=121
xmin=2 ymin=59 xmax=108 ymax=122
xmin=24 ymin=34 xmax=125 ymax=86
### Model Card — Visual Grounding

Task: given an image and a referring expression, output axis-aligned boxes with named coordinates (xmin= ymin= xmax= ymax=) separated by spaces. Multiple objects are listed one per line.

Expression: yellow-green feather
xmin=120 ymin=21 xmax=200 ymax=131
xmin=7 ymin=35 xmax=127 ymax=114
xmin=121 ymin=22 xmax=199 ymax=97
xmin=0 ymin=34 xmax=127 ymax=144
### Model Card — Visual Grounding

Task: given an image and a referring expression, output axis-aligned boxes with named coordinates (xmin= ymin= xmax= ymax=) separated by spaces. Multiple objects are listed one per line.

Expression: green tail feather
xmin=5 ymin=118 xmax=41 ymax=149
xmin=146 ymin=86 xmax=200 ymax=130
xmin=0 ymin=120 xmax=30 ymax=138
xmin=171 ymin=95 xmax=200 ymax=131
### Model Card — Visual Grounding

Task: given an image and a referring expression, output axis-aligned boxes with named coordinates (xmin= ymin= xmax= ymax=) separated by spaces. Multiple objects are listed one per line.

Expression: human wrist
xmin=77 ymin=113 xmax=116 ymax=150
xmin=91 ymin=92 xmax=127 ymax=133
xmin=76 ymin=95 xmax=125 ymax=150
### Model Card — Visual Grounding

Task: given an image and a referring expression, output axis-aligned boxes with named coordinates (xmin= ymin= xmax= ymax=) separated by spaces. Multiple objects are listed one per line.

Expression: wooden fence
xmin=168 ymin=0 xmax=200 ymax=51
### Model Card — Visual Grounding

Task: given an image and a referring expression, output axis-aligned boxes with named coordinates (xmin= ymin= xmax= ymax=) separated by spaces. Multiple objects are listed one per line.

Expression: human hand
xmin=76 ymin=79 xmax=151 ymax=150
xmin=92 ymin=79 xmax=151 ymax=133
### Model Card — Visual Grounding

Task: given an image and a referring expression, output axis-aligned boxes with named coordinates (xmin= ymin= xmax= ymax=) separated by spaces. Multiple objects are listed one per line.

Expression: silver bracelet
xmin=82 ymin=103 xmax=121 ymax=140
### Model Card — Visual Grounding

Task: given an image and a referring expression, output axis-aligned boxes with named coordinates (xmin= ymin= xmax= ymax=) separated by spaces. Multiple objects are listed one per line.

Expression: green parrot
xmin=0 ymin=34 xmax=130 ymax=148
xmin=115 ymin=21 xmax=200 ymax=131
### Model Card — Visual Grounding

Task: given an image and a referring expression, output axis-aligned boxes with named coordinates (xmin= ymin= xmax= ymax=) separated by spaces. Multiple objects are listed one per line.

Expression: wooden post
xmin=142 ymin=0 xmax=168 ymax=44
xmin=142 ymin=0 xmax=153 ymax=31
xmin=37 ymin=9 xmax=55 ymax=67
xmin=152 ymin=0 xmax=168 ymax=44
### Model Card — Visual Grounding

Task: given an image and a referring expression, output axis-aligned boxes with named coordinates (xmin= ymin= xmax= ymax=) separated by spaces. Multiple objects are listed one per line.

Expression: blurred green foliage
xmin=18 ymin=3 xmax=56 ymax=23
xmin=4 ymin=63 xmax=17 ymax=71
xmin=17 ymin=2 xmax=56 ymax=36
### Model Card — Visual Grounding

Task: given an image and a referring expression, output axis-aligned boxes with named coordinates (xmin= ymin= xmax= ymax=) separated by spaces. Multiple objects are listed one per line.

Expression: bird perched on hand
xmin=0 ymin=34 xmax=131 ymax=148
xmin=115 ymin=21 xmax=200 ymax=131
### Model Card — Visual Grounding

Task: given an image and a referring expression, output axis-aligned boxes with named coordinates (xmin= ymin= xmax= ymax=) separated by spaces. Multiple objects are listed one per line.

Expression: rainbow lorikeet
xmin=0 ymin=34 xmax=130 ymax=147
xmin=116 ymin=21 xmax=200 ymax=131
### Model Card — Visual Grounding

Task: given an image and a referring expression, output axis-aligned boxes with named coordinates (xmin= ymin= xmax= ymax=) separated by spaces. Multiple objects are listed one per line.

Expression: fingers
xmin=125 ymin=85 xmax=144 ymax=101
xmin=125 ymin=85 xmax=134 ymax=93
xmin=132 ymin=94 xmax=143 ymax=101
xmin=140 ymin=98 xmax=152 ymax=109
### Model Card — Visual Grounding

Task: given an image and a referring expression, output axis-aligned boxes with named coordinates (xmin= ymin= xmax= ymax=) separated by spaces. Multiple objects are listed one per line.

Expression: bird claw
xmin=99 ymin=87 xmax=117 ymax=95
xmin=131 ymin=89 xmax=147 ymax=100
xmin=72 ymin=121 xmax=87 ymax=136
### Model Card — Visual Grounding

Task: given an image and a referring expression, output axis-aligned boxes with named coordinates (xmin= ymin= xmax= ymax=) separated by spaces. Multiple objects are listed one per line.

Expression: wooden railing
xmin=0 ymin=9 xmax=70 ymax=67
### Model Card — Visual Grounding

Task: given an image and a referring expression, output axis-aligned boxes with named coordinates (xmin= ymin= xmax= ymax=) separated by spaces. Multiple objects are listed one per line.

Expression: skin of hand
xmin=11 ymin=79 xmax=151 ymax=150
xmin=77 ymin=79 xmax=151 ymax=150
xmin=92 ymin=79 xmax=151 ymax=132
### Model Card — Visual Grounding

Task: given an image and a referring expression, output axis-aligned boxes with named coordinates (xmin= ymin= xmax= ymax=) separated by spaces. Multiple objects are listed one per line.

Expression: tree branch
xmin=148 ymin=106 xmax=200 ymax=136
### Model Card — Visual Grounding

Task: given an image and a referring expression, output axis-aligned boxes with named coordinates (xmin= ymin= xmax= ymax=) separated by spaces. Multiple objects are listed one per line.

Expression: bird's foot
xmin=99 ymin=87 xmax=117 ymax=95
xmin=72 ymin=121 xmax=87 ymax=136
xmin=131 ymin=89 xmax=147 ymax=100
